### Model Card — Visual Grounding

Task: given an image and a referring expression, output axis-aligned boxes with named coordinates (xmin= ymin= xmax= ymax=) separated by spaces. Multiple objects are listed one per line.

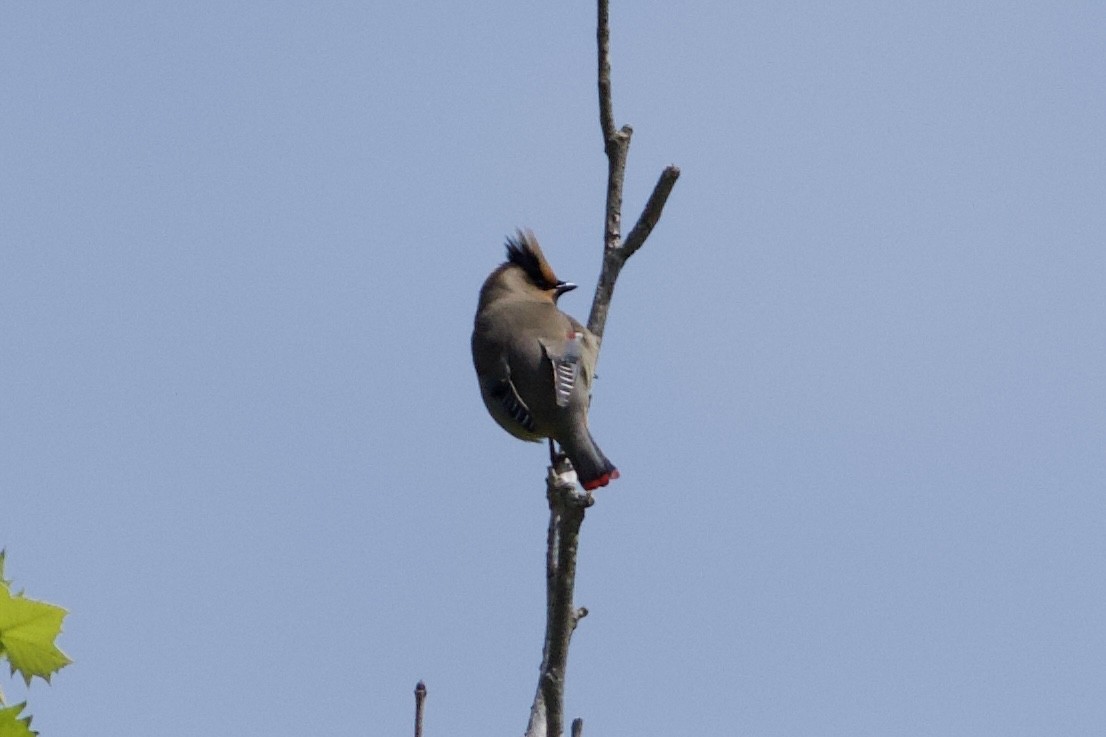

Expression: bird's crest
xmin=505 ymin=230 xmax=560 ymax=290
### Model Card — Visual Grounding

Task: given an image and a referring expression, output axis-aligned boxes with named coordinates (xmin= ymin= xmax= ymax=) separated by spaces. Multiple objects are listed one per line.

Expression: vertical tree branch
xmin=413 ymin=681 xmax=426 ymax=737
xmin=597 ymin=0 xmax=632 ymax=256
xmin=525 ymin=2 xmax=678 ymax=735
xmin=596 ymin=0 xmax=615 ymax=144
xmin=526 ymin=463 xmax=592 ymax=737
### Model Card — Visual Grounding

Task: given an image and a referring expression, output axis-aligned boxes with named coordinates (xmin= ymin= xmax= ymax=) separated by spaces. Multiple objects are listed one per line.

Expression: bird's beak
xmin=555 ymin=281 xmax=577 ymax=298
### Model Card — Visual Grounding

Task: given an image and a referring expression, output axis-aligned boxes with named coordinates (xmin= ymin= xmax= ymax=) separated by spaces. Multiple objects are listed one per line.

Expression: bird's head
xmin=484 ymin=230 xmax=577 ymax=303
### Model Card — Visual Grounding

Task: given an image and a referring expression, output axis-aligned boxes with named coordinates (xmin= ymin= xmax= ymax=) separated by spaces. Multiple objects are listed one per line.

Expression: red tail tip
xmin=582 ymin=469 xmax=620 ymax=491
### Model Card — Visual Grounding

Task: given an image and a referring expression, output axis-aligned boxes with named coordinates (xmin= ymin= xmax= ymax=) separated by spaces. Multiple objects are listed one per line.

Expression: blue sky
xmin=3 ymin=2 xmax=1104 ymax=735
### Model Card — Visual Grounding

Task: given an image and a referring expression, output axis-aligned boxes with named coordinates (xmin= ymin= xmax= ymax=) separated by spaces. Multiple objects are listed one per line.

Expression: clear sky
xmin=3 ymin=2 xmax=1104 ymax=735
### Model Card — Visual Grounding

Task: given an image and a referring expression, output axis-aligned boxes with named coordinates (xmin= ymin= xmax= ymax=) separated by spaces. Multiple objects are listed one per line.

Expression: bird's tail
xmin=562 ymin=426 xmax=619 ymax=491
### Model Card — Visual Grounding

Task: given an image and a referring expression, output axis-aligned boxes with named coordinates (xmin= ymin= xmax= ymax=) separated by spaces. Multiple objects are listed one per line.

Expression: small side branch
xmin=623 ymin=165 xmax=681 ymax=260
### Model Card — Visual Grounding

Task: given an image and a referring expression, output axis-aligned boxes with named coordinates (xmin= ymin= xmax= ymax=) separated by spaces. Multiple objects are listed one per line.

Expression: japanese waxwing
xmin=472 ymin=230 xmax=620 ymax=490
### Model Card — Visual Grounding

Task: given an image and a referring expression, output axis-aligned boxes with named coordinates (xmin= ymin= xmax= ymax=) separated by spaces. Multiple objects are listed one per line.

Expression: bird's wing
xmin=540 ymin=331 xmax=584 ymax=408
xmin=487 ymin=373 xmax=537 ymax=435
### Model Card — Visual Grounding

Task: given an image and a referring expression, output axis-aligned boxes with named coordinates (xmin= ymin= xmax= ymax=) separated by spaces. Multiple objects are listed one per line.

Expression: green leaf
xmin=0 ymin=585 xmax=71 ymax=687
xmin=0 ymin=702 xmax=35 ymax=737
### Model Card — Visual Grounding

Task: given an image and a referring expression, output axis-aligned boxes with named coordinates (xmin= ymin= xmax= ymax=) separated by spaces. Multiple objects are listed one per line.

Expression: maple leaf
xmin=0 ymin=702 xmax=35 ymax=737
xmin=0 ymin=580 xmax=71 ymax=687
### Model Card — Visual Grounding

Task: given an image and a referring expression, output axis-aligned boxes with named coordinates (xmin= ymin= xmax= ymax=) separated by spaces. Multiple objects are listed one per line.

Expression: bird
xmin=472 ymin=230 xmax=619 ymax=491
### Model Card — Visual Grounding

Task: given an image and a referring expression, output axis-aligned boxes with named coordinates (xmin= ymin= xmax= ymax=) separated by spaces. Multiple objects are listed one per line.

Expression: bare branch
xmin=588 ymin=164 xmax=681 ymax=340
xmin=603 ymin=126 xmax=631 ymax=252
xmin=622 ymin=164 xmax=681 ymax=258
xmin=588 ymin=0 xmax=680 ymax=346
xmin=598 ymin=0 xmax=632 ymax=252
xmin=585 ymin=248 xmax=625 ymax=341
xmin=525 ymin=462 xmax=593 ymax=737
xmin=414 ymin=681 xmax=427 ymax=737
xmin=526 ymin=2 xmax=678 ymax=735
xmin=596 ymin=0 xmax=615 ymax=143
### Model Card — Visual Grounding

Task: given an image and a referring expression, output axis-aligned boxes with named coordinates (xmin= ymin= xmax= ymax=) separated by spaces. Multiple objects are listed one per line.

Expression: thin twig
xmin=414 ymin=681 xmax=426 ymax=737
